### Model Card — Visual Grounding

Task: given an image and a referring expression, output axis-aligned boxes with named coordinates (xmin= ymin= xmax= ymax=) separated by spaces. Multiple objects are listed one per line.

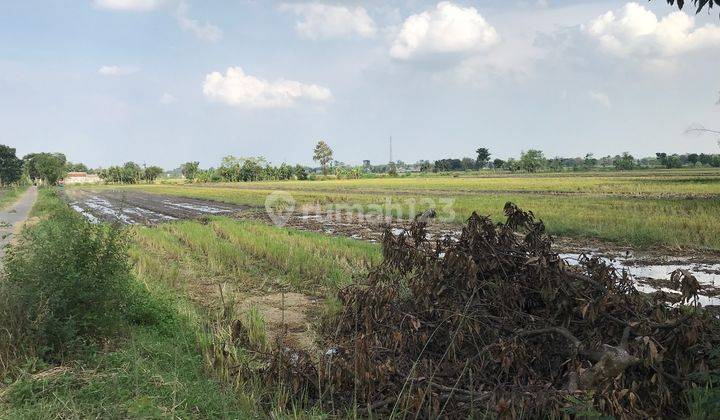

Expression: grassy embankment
xmin=85 ymin=169 xmax=720 ymax=249
xmin=0 ymin=189 xmax=379 ymax=417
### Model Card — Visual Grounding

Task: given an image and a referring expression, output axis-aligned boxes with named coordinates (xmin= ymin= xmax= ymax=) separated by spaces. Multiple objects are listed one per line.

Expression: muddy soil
xmin=237 ymin=292 xmax=322 ymax=355
xmin=65 ymin=189 xmax=720 ymax=306
xmin=63 ymin=189 xmax=250 ymax=224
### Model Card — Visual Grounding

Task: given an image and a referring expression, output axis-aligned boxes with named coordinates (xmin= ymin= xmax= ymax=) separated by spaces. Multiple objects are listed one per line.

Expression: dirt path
xmin=0 ymin=186 xmax=38 ymax=266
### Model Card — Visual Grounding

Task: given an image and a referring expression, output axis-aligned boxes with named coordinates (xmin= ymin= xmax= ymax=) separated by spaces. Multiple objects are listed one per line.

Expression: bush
xmin=0 ymin=190 xmax=162 ymax=365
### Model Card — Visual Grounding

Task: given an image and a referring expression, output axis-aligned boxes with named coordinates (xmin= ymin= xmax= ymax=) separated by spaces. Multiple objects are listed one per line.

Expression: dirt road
xmin=0 ymin=186 xmax=38 ymax=266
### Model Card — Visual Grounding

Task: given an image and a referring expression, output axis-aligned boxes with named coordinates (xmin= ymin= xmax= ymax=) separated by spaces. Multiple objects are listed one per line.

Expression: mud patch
xmin=237 ymin=292 xmax=321 ymax=355
xmin=64 ymin=189 xmax=249 ymax=225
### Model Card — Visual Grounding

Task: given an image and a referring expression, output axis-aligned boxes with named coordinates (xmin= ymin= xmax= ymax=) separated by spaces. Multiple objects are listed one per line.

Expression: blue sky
xmin=1 ymin=0 xmax=719 ymax=168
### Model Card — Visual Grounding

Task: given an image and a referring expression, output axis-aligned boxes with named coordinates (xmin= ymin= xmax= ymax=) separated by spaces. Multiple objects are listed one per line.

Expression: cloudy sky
xmin=1 ymin=0 xmax=719 ymax=168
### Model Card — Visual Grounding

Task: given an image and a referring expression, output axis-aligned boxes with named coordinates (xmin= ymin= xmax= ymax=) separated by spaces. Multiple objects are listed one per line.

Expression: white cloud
xmin=202 ymin=67 xmax=332 ymax=108
xmin=98 ymin=65 xmax=138 ymax=76
xmin=280 ymin=3 xmax=376 ymax=40
xmin=159 ymin=93 xmax=177 ymax=104
xmin=586 ymin=2 xmax=720 ymax=60
xmin=93 ymin=0 xmax=164 ymax=11
xmin=95 ymin=0 xmax=221 ymax=41
xmin=390 ymin=1 xmax=499 ymax=60
xmin=589 ymin=90 xmax=611 ymax=108
xmin=176 ymin=2 xmax=222 ymax=42
xmin=280 ymin=3 xmax=377 ymax=40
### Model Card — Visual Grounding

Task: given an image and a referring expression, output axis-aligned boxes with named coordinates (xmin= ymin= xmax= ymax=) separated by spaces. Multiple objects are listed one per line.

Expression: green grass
xmin=127 ymin=217 xmax=380 ymax=416
xmin=0 ymin=190 xmax=249 ymax=418
xmin=1 ymin=326 xmax=246 ymax=419
xmin=132 ymin=216 xmax=380 ymax=297
xmin=0 ymin=185 xmax=29 ymax=210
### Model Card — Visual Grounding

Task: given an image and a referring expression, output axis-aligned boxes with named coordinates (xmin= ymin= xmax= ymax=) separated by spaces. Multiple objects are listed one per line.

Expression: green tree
xmin=0 ymin=145 xmax=23 ymax=186
xmin=388 ymin=162 xmax=398 ymax=177
xmin=312 ymin=140 xmax=333 ymax=175
xmin=504 ymin=158 xmax=520 ymax=172
xmin=143 ymin=166 xmax=164 ymax=182
xmin=475 ymin=148 xmax=491 ymax=168
xmin=519 ymin=149 xmax=546 ymax=173
xmin=583 ymin=153 xmax=597 ymax=169
xmin=23 ymin=153 xmax=40 ymax=181
xmin=181 ymin=161 xmax=200 ymax=181
xmin=121 ymin=162 xmax=142 ymax=184
xmin=613 ymin=152 xmax=635 ymax=170
xmin=66 ymin=162 xmax=89 ymax=173
xmin=492 ymin=158 xmax=505 ymax=169
xmin=32 ymin=153 xmax=66 ymax=185
xmin=666 ymin=154 xmax=682 ymax=169
xmin=293 ymin=164 xmax=308 ymax=180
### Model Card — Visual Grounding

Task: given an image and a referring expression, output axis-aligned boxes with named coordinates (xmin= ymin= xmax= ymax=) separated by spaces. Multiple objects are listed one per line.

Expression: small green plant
xmin=563 ymin=393 xmax=606 ymax=419
xmin=245 ymin=306 xmax=267 ymax=350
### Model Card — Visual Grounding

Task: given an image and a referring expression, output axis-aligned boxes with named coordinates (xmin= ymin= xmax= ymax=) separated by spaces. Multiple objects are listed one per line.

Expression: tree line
xmin=4 ymin=140 xmax=720 ymax=187
xmin=0 ymin=147 xmax=89 ymax=186
xmin=178 ymin=156 xmax=309 ymax=183
xmin=427 ymin=149 xmax=720 ymax=173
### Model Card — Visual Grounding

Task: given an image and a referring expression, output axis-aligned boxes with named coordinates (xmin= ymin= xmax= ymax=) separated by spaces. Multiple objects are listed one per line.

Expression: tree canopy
xmin=181 ymin=161 xmax=200 ymax=181
xmin=0 ymin=145 xmax=23 ymax=186
xmin=661 ymin=0 xmax=718 ymax=14
xmin=313 ymin=141 xmax=334 ymax=175
xmin=475 ymin=148 xmax=491 ymax=168
xmin=23 ymin=153 xmax=66 ymax=185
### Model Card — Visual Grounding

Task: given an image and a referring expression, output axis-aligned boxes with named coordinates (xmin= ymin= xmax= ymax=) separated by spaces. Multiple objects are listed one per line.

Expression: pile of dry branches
xmin=272 ymin=203 xmax=719 ymax=417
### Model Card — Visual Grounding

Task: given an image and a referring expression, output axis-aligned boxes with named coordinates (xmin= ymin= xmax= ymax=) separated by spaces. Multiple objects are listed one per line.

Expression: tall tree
xmin=0 ymin=145 xmax=23 ymax=186
xmin=475 ymin=148 xmax=491 ymax=168
xmin=313 ymin=140 xmax=334 ymax=175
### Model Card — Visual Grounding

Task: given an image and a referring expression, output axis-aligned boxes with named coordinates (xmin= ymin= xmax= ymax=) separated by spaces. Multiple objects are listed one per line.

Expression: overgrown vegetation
xmin=255 ymin=203 xmax=720 ymax=417
xmin=0 ymin=190 xmax=157 ymax=365
xmin=0 ymin=190 xmax=245 ymax=417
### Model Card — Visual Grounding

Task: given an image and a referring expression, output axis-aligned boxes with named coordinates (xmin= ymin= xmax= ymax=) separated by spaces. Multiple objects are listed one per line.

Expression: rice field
xmin=80 ymin=169 xmax=720 ymax=250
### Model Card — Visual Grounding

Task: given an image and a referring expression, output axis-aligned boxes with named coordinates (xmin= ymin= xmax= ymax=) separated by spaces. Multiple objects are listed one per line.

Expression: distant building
xmin=62 ymin=172 xmax=102 ymax=185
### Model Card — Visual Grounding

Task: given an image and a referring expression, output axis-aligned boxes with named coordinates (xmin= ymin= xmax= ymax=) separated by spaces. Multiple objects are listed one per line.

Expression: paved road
xmin=0 ymin=186 xmax=38 ymax=264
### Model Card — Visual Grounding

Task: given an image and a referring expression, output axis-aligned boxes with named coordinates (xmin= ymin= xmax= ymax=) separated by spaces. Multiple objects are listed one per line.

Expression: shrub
xmin=0 ymin=190 xmax=161 ymax=365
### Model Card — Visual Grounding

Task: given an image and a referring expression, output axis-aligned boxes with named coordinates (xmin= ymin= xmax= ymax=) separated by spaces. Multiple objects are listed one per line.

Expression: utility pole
xmin=389 ymin=135 xmax=393 ymax=164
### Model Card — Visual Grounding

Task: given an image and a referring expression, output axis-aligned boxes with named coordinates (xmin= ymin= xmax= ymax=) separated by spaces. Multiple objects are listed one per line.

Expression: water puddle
xmin=560 ymin=252 xmax=720 ymax=306
xmin=161 ymin=201 xmax=231 ymax=214
xmin=83 ymin=196 xmax=136 ymax=225
xmin=71 ymin=204 xmax=100 ymax=224
xmin=122 ymin=206 xmax=177 ymax=222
